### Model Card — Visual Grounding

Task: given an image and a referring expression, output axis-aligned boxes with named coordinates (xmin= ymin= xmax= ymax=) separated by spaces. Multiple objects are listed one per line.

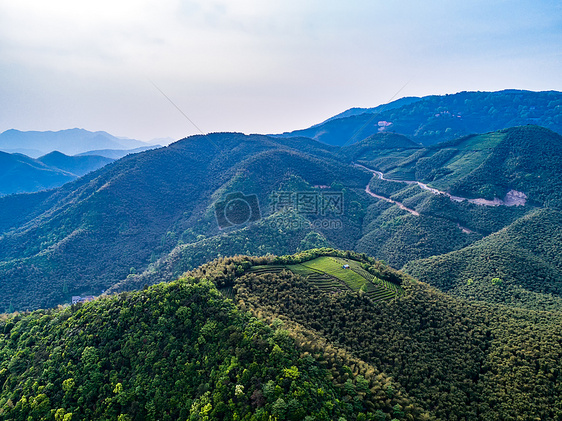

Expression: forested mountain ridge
xmin=184 ymin=249 xmax=562 ymax=420
xmin=110 ymin=126 xmax=562 ymax=298
xmin=3 ymin=124 xmax=562 ymax=312
xmin=0 ymin=260 xmax=427 ymax=420
xmin=278 ymin=90 xmax=562 ymax=146
xmin=0 ymin=133 xmax=371 ymax=311
xmin=350 ymin=125 xmax=562 ymax=207
xmin=345 ymin=126 xmax=562 ymax=309
xmin=317 ymin=96 xmax=423 ymax=126
xmin=403 ymin=207 xmax=562 ymax=311
xmin=3 ymin=247 xmax=562 ymax=420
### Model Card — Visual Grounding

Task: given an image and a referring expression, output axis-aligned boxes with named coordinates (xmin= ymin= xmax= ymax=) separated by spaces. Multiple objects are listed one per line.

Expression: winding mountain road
xmin=355 ymin=164 xmax=489 ymax=235
xmin=355 ymin=163 xmax=527 ymax=207
xmin=364 ymin=180 xmax=420 ymax=216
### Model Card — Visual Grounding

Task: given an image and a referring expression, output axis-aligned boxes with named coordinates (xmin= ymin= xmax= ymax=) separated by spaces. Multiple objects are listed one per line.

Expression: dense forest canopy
xmin=0 ymin=253 xmax=430 ymax=421
xmin=188 ymin=249 xmax=562 ymax=420
xmin=3 ymin=248 xmax=561 ymax=420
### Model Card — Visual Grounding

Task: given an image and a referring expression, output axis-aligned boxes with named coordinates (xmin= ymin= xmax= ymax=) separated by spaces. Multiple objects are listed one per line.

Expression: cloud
xmin=0 ymin=0 xmax=561 ymax=140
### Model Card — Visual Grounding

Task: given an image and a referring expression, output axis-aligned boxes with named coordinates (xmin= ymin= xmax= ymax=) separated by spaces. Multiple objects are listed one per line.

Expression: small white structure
xmin=72 ymin=295 xmax=95 ymax=305
xmin=342 ymin=264 xmax=350 ymax=269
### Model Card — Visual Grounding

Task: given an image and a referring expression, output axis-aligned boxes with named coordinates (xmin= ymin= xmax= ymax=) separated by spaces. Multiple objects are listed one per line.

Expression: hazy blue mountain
xmin=0 ymin=147 xmax=44 ymax=157
xmin=76 ymin=145 xmax=161 ymax=159
xmin=37 ymin=151 xmax=114 ymax=177
xmin=277 ymin=90 xmax=562 ymax=146
xmin=0 ymin=128 xmax=148 ymax=157
xmin=0 ymin=152 xmax=75 ymax=196
xmin=0 ymin=151 xmax=113 ymax=196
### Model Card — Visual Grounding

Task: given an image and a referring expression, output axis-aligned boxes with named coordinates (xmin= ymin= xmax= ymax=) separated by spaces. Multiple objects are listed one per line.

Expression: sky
xmin=1 ymin=0 xmax=561 ymax=143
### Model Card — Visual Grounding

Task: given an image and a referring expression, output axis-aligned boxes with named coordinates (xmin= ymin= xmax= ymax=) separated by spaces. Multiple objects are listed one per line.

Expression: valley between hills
xmin=1 ymin=90 xmax=562 ymax=420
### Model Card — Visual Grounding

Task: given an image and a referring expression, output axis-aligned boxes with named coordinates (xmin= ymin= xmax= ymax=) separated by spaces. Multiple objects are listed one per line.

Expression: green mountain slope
xmin=2 ymin=124 xmax=562 ymax=313
xmin=110 ymin=127 xmax=550 ymax=297
xmin=277 ymin=90 xmax=562 ymax=146
xmin=339 ymin=133 xmax=422 ymax=164
xmin=3 ymin=241 xmax=562 ymax=419
xmin=0 ymin=133 xmax=371 ymax=311
xmin=0 ymin=271 xmax=422 ymax=420
xmin=447 ymin=126 xmax=562 ymax=206
xmin=187 ymin=249 xmax=562 ymax=420
xmin=352 ymin=126 xmax=562 ymax=207
xmin=340 ymin=126 xmax=562 ymax=311
xmin=403 ymin=208 xmax=562 ymax=311
xmin=349 ymin=174 xmax=527 ymax=269
xmin=314 ymin=97 xmax=423 ymax=126
xmin=106 ymin=211 xmax=334 ymax=294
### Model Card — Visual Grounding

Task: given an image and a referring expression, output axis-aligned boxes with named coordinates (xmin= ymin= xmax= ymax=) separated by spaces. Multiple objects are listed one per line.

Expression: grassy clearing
xmin=285 ymin=263 xmax=321 ymax=277
xmin=300 ymin=257 xmax=367 ymax=290
xmin=299 ymin=256 xmax=404 ymax=301
xmin=250 ymin=257 xmax=403 ymax=302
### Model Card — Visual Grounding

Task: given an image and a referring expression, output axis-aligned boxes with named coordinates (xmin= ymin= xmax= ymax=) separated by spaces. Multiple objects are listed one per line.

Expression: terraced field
xmin=247 ymin=265 xmax=287 ymax=276
xmin=303 ymin=273 xmax=349 ymax=294
xmin=249 ymin=257 xmax=403 ymax=302
xmin=298 ymin=257 xmax=367 ymax=290
xmin=331 ymin=258 xmax=401 ymax=301
xmin=282 ymin=262 xmax=349 ymax=293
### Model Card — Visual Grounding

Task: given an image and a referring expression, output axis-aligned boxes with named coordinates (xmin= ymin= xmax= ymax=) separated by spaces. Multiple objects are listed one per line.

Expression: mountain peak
xmin=0 ymin=128 xmax=148 ymax=157
xmin=276 ymin=90 xmax=562 ymax=147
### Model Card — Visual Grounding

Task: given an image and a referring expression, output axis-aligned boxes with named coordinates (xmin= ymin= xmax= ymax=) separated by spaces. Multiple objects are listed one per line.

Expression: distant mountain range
xmin=0 ymin=151 xmax=114 ymax=196
xmin=0 ymin=129 xmax=162 ymax=195
xmin=277 ymin=89 xmax=562 ymax=146
xmin=0 ymin=133 xmax=368 ymax=310
xmin=0 ymin=128 xmax=150 ymax=157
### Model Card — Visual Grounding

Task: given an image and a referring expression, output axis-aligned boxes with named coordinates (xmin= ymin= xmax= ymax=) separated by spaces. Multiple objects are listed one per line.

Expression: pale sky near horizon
xmin=1 ymin=0 xmax=561 ymax=143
